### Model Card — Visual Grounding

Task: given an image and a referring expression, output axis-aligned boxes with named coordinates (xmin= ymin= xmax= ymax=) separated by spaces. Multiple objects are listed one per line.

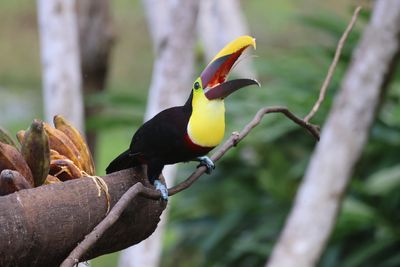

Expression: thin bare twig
xmin=303 ymin=6 xmax=362 ymax=123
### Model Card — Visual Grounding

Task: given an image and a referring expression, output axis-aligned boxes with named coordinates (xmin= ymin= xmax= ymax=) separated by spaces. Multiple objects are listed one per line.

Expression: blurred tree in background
xmin=0 ymin=1 xmax=399 ymax=267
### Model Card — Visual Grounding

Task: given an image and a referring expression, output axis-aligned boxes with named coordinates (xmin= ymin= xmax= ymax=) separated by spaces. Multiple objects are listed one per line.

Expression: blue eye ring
xmin=194 ymin=81 xmax=200 ymax=90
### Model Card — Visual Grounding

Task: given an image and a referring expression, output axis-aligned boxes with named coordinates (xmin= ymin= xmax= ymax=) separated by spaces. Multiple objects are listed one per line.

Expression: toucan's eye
xmin=194 ymin=81 xmax=200 ymax=90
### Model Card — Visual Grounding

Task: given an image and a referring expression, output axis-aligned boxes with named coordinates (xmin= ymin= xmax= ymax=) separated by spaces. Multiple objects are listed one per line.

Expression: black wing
xmin=129 ymin=105 xmax=192 ymax=164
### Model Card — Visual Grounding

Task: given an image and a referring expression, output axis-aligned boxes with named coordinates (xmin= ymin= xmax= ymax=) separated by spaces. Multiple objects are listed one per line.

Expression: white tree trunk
xmin=198 ymin=0 xmax=256 ymax=78
xmin=37 ymin=0 xmax=86 ymax=266
xmin=37 ymin=0 xmax=84 ymax=132
xmin=118 ymin=1 xmax=199 ymax=266
xmin=266 ymin=1 xmax=400 ymax=267
xmin=143 ymin=0 xmax=199 ymax=120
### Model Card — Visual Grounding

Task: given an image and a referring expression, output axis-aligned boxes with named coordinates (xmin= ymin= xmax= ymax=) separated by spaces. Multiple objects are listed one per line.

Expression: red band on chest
xmin=184 ymin=133 xmax=214 ymax=155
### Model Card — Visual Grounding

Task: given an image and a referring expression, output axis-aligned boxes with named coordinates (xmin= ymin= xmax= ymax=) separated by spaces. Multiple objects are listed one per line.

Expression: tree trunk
xmin=76 ymin=0 xmax=115 ymax=155
xmin=37 ymin=0 xmax=84 ymax=132
xmin=118 ymin=1 xmax=199 ymax=266
xmin=143 ymin=0 xmax=199 ymax=120
xmin=198 ymin=0 xmax=256 ymax=78
xmin=0 ymin=168 xmax=166 ymax=267
xmin=266 ymin=1 xmax=400 ymax=267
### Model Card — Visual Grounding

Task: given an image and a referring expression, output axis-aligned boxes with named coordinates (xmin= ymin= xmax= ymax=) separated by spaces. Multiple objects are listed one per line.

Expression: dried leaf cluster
xmin=0 ymin=116 xmax=95 ymax=195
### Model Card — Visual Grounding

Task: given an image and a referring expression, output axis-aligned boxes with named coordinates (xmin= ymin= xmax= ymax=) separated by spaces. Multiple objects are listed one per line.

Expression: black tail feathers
xmin=106 ymin=149 xmax=140 ymax=174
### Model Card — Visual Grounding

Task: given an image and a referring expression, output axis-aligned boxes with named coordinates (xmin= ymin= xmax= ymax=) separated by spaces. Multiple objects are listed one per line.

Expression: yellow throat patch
xmin=187 ymin=90 xmax=225 ymax=148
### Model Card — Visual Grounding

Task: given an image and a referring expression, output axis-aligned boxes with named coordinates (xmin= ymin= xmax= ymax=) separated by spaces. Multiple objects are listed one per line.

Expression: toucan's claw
xmin=154 ymin=180 xmax=168 ymax=201
xmin=196 ymin=156 xmax=215 ymax=174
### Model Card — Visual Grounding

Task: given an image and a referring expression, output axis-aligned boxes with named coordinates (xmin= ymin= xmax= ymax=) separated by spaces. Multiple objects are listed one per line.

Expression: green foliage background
xmin=1 ymin=1 xmax=399 ymax=266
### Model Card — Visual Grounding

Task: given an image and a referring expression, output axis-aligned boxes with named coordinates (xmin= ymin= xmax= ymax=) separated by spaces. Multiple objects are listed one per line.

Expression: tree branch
xmin=169 ymin=106 xmax=320 ymax=196
xmin=61 ymin=106 xmax=319 ymax=267
xmin=0 ymin=169 xmax=166 ymax=267
xmin=61 ymin=183 xmax=156 ymax=267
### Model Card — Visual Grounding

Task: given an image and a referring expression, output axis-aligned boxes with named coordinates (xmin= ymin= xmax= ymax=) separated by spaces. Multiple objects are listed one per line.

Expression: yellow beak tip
xmin=252 ymin=38 xmax=256 ymax=50
xmin=210 ymin=35 xmax=257 ymax=63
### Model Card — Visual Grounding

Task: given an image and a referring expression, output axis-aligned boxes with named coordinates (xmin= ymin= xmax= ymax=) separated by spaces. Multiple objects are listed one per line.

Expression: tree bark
xmin=0 ymin=168 xmax=166 ymax=267
xmin=77 ymin=0 xmax=115 ymax=154
xmin=118 ymin=1 xmax=199 ymax=266
xmin=37 ymin=0 xmax=84 ymax=132
xmin=266 ymin=1 xmax=400 ymax=267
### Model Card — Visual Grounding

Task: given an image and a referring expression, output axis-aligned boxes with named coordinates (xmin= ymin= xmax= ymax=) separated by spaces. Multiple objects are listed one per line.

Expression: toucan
xmin=106 ymin=36 xmax=259 ymax=200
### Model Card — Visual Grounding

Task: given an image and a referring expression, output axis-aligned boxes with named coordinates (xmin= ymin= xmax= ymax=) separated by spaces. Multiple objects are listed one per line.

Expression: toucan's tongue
xmin=200 ymin=49 xmax=245 ymax=89
xmin=204 ymin=79 xmax=260 ymax=100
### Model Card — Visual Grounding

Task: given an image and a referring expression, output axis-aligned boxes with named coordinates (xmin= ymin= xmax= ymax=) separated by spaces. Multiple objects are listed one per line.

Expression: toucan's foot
xmin=154 ymin=179 xmax=168 ymax=201
xmin=196 ymin=156 xmax=215 ymax=174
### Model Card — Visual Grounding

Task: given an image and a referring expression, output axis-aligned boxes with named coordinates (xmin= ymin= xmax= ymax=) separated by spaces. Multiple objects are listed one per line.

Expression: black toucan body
xmin=106 ymin=95 xmax=211 ymax=182
xmin=106 ymin=36 xmax=259 ymax=199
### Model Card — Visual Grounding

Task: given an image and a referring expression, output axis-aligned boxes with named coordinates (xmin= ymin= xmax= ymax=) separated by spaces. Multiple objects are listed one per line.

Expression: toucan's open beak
xmin=201 ymin=35 xmax=259 ymax=100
